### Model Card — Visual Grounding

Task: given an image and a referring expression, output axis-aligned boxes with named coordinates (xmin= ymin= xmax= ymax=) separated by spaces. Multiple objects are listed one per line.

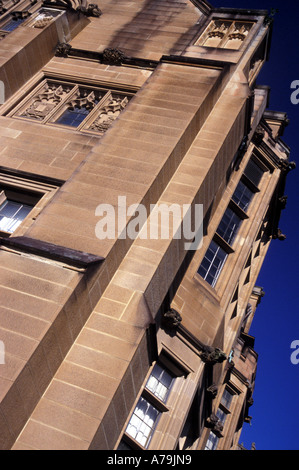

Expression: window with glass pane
xmin=205 ymin=431 xmax=219 ymax=450
xmin=9 ymin=79 xmax=132 ymax=135
xmin=0 ymin=200 xmax=32 ymax=233
xmin=220 ymin=389 xmax=233 ymax=409
xmin=125 ymin=397 xmax=160 ymax=448
xmin=198 ymin=240 xmax=228 ymax=287
xmin=244 ymin=159 xmax=264 ymax=187
xmin=216 ymin=207 xmax=242 ymax=246
xmin=2 ymin=17 xmax=25 ymax=32
xmin=232 ymin=180 xmax=253 ymax=212
xmin=145 ymin=363 xmax=174 ymax=403
xmin=56 ymin=106 xmax=90 ymax=127
xmin=216 ymin=408 xmax=227 ymax=426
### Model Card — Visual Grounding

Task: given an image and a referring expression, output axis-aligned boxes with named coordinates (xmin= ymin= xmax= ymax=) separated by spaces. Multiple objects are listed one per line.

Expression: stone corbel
xmin=102 ymin=47 xmax=126 ymax=65
xmin=43 ymin=0 xmax=102 ymax=17
xmin=200 ymin=346 xmax=227 ymax=365
xmin=55 ymin=42 xmax=72 ymax=57
xmin=0 ymin=0 xmax=7 ymax=15
xmin=206 ymin=413 xmax=223 ymax=436
xmin=11 ymin=10 xmax=31 ymax=19
xmin=206 ymin=384 xmax=218 ymax=399
xmin=253 ymin=124 xmax=265 ymax=145
xmin=273 ymin=228 xmax=286 ymax=241
xmin=278 ymin=195 xmax=288 ymax=210
xmin=162 ymin=308 xmax=182 ymax=330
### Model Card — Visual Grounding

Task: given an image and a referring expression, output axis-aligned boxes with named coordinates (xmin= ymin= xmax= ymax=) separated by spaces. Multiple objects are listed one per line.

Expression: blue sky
xmin=211 ymin=0 xmax=299 ymax=450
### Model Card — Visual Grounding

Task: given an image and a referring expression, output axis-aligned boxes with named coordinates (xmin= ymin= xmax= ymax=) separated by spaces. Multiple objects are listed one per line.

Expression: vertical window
xmin=197 ymin=157 xmax=265 ymax=288
xmin=205 ymin=431 xmax=219 ymax=450
xmin=118 ymin=361 xmax=176 ymax=450
xmin=220 ymin=388 xmax=233 ymax=409
xmin=231 ymin=180 xmax=254 ymax=212
xmin=145 ymin=363 xmax=174 ymax=402
xmin=217 ymin=207 xmax=242 ymax=245
xmin=125 ymin=397 xmax=160 ymax=448
xmin=205 ymin=388 xmax=235 ymax=450
xmin=243 ymin=159 xmax=264 ymax=187
xmin=197 ymin=240 xmax=228 ymax=288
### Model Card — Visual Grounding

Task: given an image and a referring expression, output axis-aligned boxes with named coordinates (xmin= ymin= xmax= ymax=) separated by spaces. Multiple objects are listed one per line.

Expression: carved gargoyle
xmin=162 ymin=308 xmax=182 ymax=329
xmin=43 ymin=0 xmax=102 ymax=17
xmin=55 ymin=42 xmax=72 ymax=57
xmin=253 ymin=125 xmax=265 ymax=145
xmin=206 ymin=384 xmax=218 ymax=399
xmin=206 ymin=413 xmax=223 ymax=434
xmin=102 ymin=47 xmax=126 ymax=65
xmin=83 ymin=3 xmax=102 ymax=16
xmin=274 ymin=228 xmax=286 ymax=241
xmin=0 ymin=0 xmax=7 ymax=15
xmin=278 ymin=195 xmax=288 ymax=210
xmin=200 ymin=346 xmax=227 ymax=365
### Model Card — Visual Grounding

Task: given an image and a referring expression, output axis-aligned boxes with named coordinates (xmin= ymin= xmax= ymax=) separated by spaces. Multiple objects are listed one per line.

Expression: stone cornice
xmin=0 ymin=236 xmax=104 ymax=269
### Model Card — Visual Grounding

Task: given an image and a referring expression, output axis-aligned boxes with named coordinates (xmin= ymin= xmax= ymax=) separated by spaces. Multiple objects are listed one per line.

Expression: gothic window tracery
xmin=196 ymin=19 xmax=254 ymax=50
xmin=7 ymin=79 xmax=133 ymax=135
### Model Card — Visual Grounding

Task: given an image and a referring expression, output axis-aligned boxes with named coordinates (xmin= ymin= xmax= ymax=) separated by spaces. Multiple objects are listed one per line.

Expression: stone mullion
xmin=76 ymin=90 xmax=112 ymax=132
xmin=43 ymin=84 xmax=80 ymax=124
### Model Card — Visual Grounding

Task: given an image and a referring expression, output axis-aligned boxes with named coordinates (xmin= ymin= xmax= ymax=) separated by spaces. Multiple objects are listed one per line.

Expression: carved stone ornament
xmin=206 ymin=413 xmax=223 ymax=434
xmin=102 ymin=47 xmax=126 ymax=65
xmin=89 ymin=95 xmax=129 ymax=134
xmin=208 ymin=20 xmax=229 ymax=39
xmin=68 ymin=89 xmax=97 ymax=111
xmin=11 ymin=10 xmax=31 ymax=19
xmin=200 ymin=346 xmax=227 ymax=364
xmin=82 ymin=3 xmax=102 ymax=17
xmin=43 ymin=0 xmax=102 ymax=17
xmin=55 ymin=42 xmax=72 ymax=57
xmin=206 ymin=384 xmax=218 ymax=399
xmin=20 ymin=82 xmax=71 ymax=121
xmin=274 ymin=228 xmax=286 ymax=241
xmin=253 ymin=125 xmax=265 ymax=145
xmin=0 ymin=0 xmax=7 ymax=15
xmin=162 ymin=308 xmax=182 ymax=329
xmin=31 ymin=12 xmax=55 ymax=28
xmin=278 ymin=195 xmax=288 ymax=210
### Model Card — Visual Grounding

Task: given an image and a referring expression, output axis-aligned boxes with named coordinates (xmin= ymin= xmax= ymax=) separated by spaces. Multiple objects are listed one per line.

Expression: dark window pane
xmin=216 ymin=408 xmax=227 ymax=425
xmin=217 ymin=207 xmax=242 ymax=245
xmin=232 ymin=180 xmax=253 ymax=212
xmin=244 ymin=159 xmax=264 ymax=187
xmin=56 ymin=106 xmax=90 ymax=127
xmin=117 ymin=440 xmax=134 ymax=450
xmin=2 ymin=18 xmax=25 ymax=32
xmin=221 ymin=389 xmax=233 ymax=409
xmin=198 ymin=240 xmax=228 ymax=287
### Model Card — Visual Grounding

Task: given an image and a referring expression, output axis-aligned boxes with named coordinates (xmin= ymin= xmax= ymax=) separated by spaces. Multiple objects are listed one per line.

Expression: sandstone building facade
xmin=0 ymin=0 xmax=294 ymax=450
